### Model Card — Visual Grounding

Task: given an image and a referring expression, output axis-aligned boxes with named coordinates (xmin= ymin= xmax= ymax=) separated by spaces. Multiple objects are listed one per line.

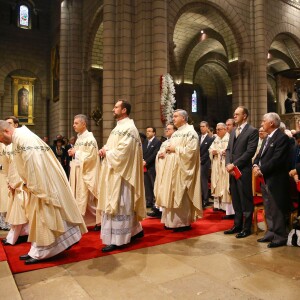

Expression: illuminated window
xmin=18 ymin=4 xmax=31 ymax=29
xmin=192 ymin=90 xmax=198 ymax=112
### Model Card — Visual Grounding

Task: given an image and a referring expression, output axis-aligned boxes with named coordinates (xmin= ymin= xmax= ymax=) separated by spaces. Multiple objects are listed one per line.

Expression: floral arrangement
xmin=160 ymin=73 xmax=176 ymax=124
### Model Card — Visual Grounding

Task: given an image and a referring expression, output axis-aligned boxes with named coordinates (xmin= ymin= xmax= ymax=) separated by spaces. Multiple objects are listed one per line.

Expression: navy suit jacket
xmin=200 ymin=135 xmax=214 ymax=165
xmin=254 ymin=129 xmax=291 ymax=212
xmin=142 ymin=137 xmax=161 ymax=172
xmin=226 ymin=123 xmax=258 ymax=173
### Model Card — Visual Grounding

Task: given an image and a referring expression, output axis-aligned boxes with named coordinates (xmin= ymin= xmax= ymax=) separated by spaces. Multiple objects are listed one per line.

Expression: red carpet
xmin=2 ymin=208 xmax=233 ymax=274
xmin=0 ymin=242 xmax=7 ymax=262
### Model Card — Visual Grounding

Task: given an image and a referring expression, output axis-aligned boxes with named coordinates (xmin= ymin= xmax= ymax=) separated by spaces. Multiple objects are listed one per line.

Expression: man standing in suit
xmin=225 ymin=106 xmax=258 ymax=238
xmin=200 ymin=121 xmax=214 ymax=207
xmin=253 ymin=113 xmax=290 ymax=247
xmin=143 ymin=127 xmax=161 ymax=210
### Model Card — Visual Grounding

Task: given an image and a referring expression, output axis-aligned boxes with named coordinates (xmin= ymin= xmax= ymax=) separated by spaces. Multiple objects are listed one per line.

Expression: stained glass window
xmin=192 ymin=90 xmax=198 ymax=112
xmin=18 ymin=4 xmax=30 ymax=29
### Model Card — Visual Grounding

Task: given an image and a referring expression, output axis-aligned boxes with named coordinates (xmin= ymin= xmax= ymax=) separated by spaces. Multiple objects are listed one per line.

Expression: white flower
xmin=160 ymin=73 xmax=176 ymax=124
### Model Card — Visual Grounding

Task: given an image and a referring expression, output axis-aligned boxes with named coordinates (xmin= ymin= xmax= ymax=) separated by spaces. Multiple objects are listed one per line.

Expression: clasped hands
xmin=166 ymin=145 xmax=175 ymax=154
xmin=99 ymin=148 xmax=106 ymax=158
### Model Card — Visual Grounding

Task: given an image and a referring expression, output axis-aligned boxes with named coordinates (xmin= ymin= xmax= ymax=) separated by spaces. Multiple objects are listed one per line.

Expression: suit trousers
xmin=144 ymin=170 xmax=155 ymax=207
xmin=201 ymin=160 xmax=210 ymax=204
xmin=230 ymin=173 xmax=253 ymax=231
xmin=261 ymin=183 xmax=288 ymax=244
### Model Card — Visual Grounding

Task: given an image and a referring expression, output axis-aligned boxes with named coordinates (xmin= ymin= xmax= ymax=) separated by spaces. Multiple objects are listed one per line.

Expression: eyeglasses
xmin=216 ymin=128 xmax=225 ymax=131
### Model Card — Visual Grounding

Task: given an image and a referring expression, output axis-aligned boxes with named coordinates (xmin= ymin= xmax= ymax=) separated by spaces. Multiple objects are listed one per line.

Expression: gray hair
xmin=0 ymin=120 xmax=11 ymax=130
xmin=216 ymin=122 xmax=226 ymax=128
xmin=279 ymin=121 xmax=286 ymax=132
xmin=264 ymin=113 xmax=281 ymax=128
xmin=74 ymin=114 xmax=88 ymax=125
xmin=174 ymin=109 xmax=188 ymax=121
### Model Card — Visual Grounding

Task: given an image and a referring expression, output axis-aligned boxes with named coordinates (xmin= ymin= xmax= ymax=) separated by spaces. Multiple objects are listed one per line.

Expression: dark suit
xmin=200 ymin=134 xmax=214 ymax=205
xmin=51 ymin=145 xmax=68 ymax=175
xmin=143 ymin=137 xmax=161 ymax=207
xmin=254 ymin=129 xmax=291 ymax=243
xmin=226 ymin=124 xmax=258 ymax=231
xmin=65 ymin=143 xmax=74 ymax=178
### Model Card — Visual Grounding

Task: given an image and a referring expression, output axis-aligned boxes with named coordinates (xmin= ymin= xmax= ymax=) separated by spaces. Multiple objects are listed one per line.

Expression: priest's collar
xmin=117 ymin=117 xmax=130 ymax=124
xmin=77 ymin=129 xmax=89 ymax=138
xmin=177 ymin=123 xmax=189 ymax=131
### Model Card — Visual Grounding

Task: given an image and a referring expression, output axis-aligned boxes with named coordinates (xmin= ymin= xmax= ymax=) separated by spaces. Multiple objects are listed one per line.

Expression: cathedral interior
xmin=0 ymin=0 xmax=300 ymax=144
xmin=0 ymin=1 xmax=300 ymax=299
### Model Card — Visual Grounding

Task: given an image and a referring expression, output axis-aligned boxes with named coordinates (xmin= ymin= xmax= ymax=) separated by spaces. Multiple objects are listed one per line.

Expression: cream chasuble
xmin=209 ymin=132 xmax=231 ymax=203
xmin=98 ymin=117 xmax=146 ymax=221
xmin=6 ymin=143 xmax=28 ymax=225
xmin=155 ymin=123 xmax=202 ymax=218
xmin=0 ymin=142 xmax=10 ymax=213
xmin=69 ymin=130 xmax=100 ymax=219
xmin=154 ymin=139 xmax=169 ymax=205
xmin=12 ymin=126 xmax=87 ymax=247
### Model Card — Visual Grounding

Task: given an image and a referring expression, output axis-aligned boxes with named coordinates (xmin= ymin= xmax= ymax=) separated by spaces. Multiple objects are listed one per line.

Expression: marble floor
xmin=1 ymin=226 xmax=300 ymax=300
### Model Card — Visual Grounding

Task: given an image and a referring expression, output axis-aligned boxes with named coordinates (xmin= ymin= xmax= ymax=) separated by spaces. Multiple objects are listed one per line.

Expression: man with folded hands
xmin=98 ymin=100 xmax=146 ymax=252
xmin=224 ymin=106 xmax=258 ymax=238
xmin=253 ymin=113 xmax=290 ymax=248
xmin=155 ymin=109 xmax=202 ymax=232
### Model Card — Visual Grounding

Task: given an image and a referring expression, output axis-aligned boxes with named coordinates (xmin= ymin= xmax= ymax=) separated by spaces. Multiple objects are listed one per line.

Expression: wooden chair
xmin=288 ymin=178 xmax=299 ymax=229
xmin=252 ymin=172 xmax=267 ymax=234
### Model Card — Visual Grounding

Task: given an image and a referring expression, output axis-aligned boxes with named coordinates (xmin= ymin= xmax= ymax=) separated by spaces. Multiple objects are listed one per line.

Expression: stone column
xmin=88 ymin=68 xmax=103 ymax=145
xmin=151 ymin=0 xmax=168 ymax=134
xmin=102 ymin=0 xmax=116 ymax=142
xmin=228 ymin=60 xmax=254 ymax=121
xmin=59 ymin=0 xmax=83 ymax=138
xmin=253 ymin=0 xmax=268 ymax=126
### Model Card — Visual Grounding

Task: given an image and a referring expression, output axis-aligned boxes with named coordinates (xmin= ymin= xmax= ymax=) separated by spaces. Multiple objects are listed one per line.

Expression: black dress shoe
xmin=101 ymin=244 xmax=118 ymax=252
xmin=19 ymin=254 xmax=31 ymax=260
xmin=1 ymin=239 xmax=10 ymax=245
xmin=131 ymin=230 xmax=144 ymax=241
xmin=257 ymin=237 xmax=271 ymax=243
xmin=93 ymin=224 xmax=101 ymax=231
xmin=224 ymin=226 xmax=242 ymax=234
xmin=203 ymin=202 xmax=209 ymax=208
xmin=173 ymin=225 xmax=191 ymax=232
xmin=147 ymin=211 xmax=162 ymax=218
xmin=267 ymin=241 xmax=286 ymax=248
xmin=164 ymin=226 xmax=172 ymax=230
xmin=16 ymin=235 xmax=28 ymax=244
xmin=25 ymin=258 xmax=40 ymax=265
xmin=222 ymin=214 xmax=235 ymax=220
xmin=236 ymin=230 xmax=251 ymax=238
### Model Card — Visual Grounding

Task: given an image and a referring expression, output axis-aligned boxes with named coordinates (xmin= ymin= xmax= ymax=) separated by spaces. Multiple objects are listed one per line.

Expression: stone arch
xmin=168 ymin=0 xmax=250 ymax=60
xmin=0 ymin=60 xmax=46 ymax=97
xmin=266 ymin=22 xmax=300 ymax=52
xmin=83 ymin=5 xmax=104 ymax=71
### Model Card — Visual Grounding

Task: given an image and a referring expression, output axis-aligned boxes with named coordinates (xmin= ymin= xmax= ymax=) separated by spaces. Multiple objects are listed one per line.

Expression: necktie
xmin=262 ymin=136 xmax=270 ymax=154
xmin=147 ymin=141 xmax=151 ymax=148
xmin=235 ymin=127 xmax=241 ymax=138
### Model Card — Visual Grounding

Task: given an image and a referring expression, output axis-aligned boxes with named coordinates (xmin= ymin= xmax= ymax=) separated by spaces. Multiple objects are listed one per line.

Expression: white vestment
xmin=155 ymin=123 xmax=202 ymax=228
xmin=11 ymin=126 xmax=87 ymax=259
xmin=0 ymin=143 xmax=10 ymax=230
xmin=98 ymin=117 xmax=146 ymax=246
xmin=209 ymin=132 xmax=234 ymax=214
xmin=69 ymin=130 xmax=101 ymax=225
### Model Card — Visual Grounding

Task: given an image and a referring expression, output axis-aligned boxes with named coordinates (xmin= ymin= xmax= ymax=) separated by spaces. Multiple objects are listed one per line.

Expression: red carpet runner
xmin=1 ymin=208 xmax=233 ymax=274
